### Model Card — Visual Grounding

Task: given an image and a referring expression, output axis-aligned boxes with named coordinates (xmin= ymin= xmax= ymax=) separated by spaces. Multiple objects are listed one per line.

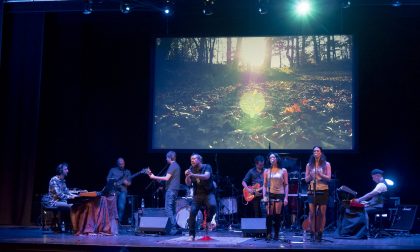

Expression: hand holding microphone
xmin=185 ymin=169 xmax=193 ymax=177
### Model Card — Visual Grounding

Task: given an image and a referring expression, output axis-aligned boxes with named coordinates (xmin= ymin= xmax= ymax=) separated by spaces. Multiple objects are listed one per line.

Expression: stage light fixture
xmin=385 ymin=178 xmax=395 ymax=187
xmin=257 ymin=0 xmax=269 ymax=15
xmin=83 ymin=0 xmax=93 ymax=15
xmin=295 ymin=0 xmax=311 ymax=16
xmin=340 ymin=0 xmax=351 ymax=8
xmin=120 ymin=0 xmax=132 ymax=14
xmin=391 ymin=0 xmax=401 ymax=7
xmin=202 ymin=0 xmax=215 ymax=16
xmin=163 ymin=0 xmax=174 ymax=15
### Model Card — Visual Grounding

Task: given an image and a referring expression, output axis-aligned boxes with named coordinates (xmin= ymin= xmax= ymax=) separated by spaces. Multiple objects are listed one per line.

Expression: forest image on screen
xmin=153 ymin=36 xmax=353 ymax=150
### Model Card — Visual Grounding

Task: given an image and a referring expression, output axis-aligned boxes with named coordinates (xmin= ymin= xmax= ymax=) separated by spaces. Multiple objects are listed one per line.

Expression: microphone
xmin=268 ymin=142 xmax=271 ymax=150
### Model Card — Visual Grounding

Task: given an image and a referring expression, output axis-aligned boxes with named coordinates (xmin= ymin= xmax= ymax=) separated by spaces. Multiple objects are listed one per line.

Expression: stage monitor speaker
xmin=241 ymin=218 xmax=266 ymax=237
xmin=138 ymin=217 xmax=170 ymax=234
xmin=142 ymin=208 xmax=166 ymax=217
xmin=390 ymin=205 xmax=418 ymax=232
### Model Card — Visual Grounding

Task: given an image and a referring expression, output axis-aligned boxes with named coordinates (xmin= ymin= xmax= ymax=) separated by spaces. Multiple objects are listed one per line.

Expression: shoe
xmin=187 ymin=235 xmax=195 ymax=241
xmin=169 ymin=229 xmax=178 ymax=236
xmin=206 ymin=222 xmax=213 ymax=232
xmin=265 ymin=234 xmax=272 ymax=241
xmin=273 ymin=232 xmax=279 ymax=241
xmin=315 ymin=232 xmax=323 ymax=242
xmin=309 ymin=232 xmax=315 ymax=242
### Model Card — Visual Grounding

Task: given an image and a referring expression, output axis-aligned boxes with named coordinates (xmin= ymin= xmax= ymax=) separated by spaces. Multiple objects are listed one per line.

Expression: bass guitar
xmin=114 ymin=167 xmax=150 ymax=187
xmin=243 ymin=183 xmax=263 ymax=202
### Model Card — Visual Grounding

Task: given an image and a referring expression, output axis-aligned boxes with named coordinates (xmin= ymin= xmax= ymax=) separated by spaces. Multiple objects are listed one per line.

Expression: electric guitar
xmin=302 ymin=214 xmax=322 ymax=231
xmin=243 ymin=183 xmax=263 ymax=202
xmin=114 ymin=167 xmax=150 ymax=187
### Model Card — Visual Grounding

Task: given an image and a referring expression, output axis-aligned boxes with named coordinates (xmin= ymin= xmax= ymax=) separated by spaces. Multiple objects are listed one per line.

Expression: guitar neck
xmin=116 ymin=168 xmax=148 ymax=185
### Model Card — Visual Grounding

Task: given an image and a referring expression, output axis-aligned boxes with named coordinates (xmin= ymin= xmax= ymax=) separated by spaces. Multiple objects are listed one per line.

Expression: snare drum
xmin=220 ymin=197 xmax=238 ymax=215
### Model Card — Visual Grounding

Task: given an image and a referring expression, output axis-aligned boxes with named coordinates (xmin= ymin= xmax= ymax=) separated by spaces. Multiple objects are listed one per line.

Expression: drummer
xmin=148 ymin=151 xmax=181 ymax=235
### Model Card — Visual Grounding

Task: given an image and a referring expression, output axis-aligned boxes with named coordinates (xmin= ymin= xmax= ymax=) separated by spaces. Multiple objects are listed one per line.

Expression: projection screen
xmin=152 ymin=35 xmax=353 ymax=150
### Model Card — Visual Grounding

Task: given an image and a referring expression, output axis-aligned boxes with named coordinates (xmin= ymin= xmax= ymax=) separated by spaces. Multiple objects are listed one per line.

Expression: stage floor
xmin=0 ymin=225 xmax=419 ymax=251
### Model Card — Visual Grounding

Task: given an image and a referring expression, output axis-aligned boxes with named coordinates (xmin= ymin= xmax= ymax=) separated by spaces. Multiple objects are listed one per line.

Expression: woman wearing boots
xmin=305 ymin=146 xmax=331 ymax=242
xmin=262 ymin=153 xmax=289 ymax=240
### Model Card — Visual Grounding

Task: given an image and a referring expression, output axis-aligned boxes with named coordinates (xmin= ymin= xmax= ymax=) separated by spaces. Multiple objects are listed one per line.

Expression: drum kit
xmin=287 ymin=171 xmax=309 ymax=229
xmin=174 ymin=178 xmax=239 ymax=230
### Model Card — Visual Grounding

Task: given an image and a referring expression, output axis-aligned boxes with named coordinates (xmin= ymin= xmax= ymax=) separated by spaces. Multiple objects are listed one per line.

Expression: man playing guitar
xmin=107 ymin=157 xmax=132 ymax=223
xmin=242 ymin=155 xmax=266 ymax=218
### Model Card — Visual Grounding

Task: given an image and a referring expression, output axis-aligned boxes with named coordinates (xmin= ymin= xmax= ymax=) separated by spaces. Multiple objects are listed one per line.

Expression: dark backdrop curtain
xmin=0 ymin=13 xmax=45 ymax=225
xmin=0 ymin=1 xmax=4 ymax=63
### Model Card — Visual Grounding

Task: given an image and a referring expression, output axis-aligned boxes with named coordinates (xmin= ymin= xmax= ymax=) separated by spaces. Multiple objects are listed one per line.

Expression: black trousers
xmin=188 ymin=193 xmax=217 ymax=236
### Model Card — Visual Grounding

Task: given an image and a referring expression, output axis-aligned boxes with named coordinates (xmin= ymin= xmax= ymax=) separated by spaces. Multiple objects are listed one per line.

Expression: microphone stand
xmin=266 ymin=167 xmax=272 ymax=239
xmin=313 ymin=172 xmax=317 ymax=241
xmin=311 ymin=168 xmax=332 ymax=243
xmin=293 ymin=160 xmax=303 ymax=232
xmin=145 ymin=164 xmax=168 ymax=208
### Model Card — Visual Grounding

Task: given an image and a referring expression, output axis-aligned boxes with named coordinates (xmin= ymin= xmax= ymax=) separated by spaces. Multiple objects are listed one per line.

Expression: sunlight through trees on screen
xmin=239 ymin=90 xmax=266 ymax=118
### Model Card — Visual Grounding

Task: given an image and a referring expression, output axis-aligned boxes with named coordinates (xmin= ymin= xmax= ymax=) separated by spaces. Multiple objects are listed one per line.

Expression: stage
xmin=0 ymin=225 xmax=419 ymax=252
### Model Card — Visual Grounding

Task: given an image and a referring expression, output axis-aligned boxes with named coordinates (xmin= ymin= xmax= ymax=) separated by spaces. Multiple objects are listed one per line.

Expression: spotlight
xmin=202 ymin=0 xmax=215 ymax=16
xmin=385 ymin=179 xmax=395 ymax=187
xmin=391 ymin=0 xmax=401 ymax=7
xmin=257 ymin=0 xmax=269 ymax=15
xmin=295 ymin=1 xmax=311 ymax=16
xmin=83 ymin=0 xmax=93 ymax=15
xmin=340 ymin=0 xmax=351 ymax=9
xmin=120 ymin=0 xmax=132 ymax=14
xmin=163 ymin=0 xmax=174 ymax=15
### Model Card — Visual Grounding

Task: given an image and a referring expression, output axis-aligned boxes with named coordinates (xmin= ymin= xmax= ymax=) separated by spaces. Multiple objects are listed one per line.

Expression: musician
xmin=242 ymin=155 xmax=266 ymax=218
xmin=354 ymin=169 xmax=387 ymax=222
xmin=305 ymin=146 xmax=331 ymax=242
xmin=44 ymin=162 xmax=77 ymax=232
xmin=262 ymin=153 xmax=289 ymax=240
xmin=185 ymin=153 xmax=217 ymax=241
xmin=107 ymin=157 xmax=132 ymax=223
xmin=46 ymin=162 xmax=77 ymax=208
xmin=148 ymin=151 xmax=181 ymax=235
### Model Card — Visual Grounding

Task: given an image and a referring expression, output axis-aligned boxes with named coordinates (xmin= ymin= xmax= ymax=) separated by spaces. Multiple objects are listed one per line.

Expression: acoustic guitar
xmin=243 ymin=183 xmax=263 ymax=202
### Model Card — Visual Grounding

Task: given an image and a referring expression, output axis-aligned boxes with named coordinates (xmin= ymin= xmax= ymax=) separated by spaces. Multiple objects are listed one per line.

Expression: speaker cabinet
xmin=142 ymin=208 xmax=166 ymax=217
xmin=241 ymin=218 xmax=266 ymax=237
xmin=390 ymin=205 xmax=418 ymax=232
xmin=122 ymin=195 xmax=139 ymax=225
xmin=138 ymin=217 xmax=170 ymax=234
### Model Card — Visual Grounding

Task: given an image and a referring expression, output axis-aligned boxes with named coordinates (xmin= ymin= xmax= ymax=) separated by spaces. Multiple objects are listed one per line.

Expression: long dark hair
xmin=268 ymin=152 xmax=282 ymax=168
xmin=308 ymin=146 xmax=327 ymax=169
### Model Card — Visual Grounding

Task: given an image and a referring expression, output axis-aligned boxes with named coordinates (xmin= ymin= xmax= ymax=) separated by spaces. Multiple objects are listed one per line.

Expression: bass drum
xmin=176 ymin=206 xmax=202 ymax=229
xmin=176 ymin=198 xmax=191 ymax=212
xmin=176 ymin=207 xmax=216 ymax=230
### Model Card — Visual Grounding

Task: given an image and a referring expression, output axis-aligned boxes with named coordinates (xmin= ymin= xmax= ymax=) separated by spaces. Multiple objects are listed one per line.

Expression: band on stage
xmin=44 ymin=149 xmax=389 ymax=241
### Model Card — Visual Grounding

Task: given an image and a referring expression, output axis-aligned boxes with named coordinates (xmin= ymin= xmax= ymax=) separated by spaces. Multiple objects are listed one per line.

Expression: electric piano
xmin=68 ymin=191 xmax=100 ymax=204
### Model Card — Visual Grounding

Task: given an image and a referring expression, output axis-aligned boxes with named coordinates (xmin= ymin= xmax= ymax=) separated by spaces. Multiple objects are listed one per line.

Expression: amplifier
xmin=389 ymin=205 xmax=418 ymax=232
